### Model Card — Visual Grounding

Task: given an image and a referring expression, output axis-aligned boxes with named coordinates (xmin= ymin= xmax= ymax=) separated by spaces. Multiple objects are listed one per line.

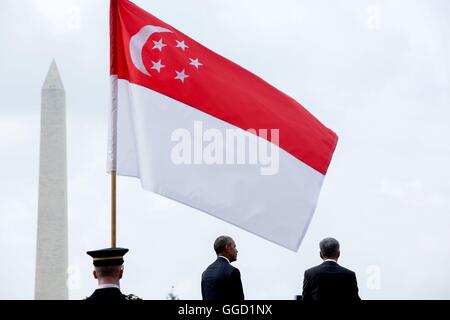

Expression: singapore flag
xmin=108 ymin=0 xmax=338 ymax=251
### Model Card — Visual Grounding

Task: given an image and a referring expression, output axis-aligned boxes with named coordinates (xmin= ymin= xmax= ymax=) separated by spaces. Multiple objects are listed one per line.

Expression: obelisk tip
xmin=42 ymin=59 xmax=64 ymax=90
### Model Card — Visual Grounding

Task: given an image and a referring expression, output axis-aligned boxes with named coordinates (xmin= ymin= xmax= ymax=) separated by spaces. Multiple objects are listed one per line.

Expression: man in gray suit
xmin=201 ymin=236 xmax=245 ymax=301
xmin=302 ymin=237 xmax=360 ymax=301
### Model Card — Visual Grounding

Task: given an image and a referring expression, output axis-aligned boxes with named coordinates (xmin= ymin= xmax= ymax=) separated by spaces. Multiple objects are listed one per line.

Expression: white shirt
xmin=98 ymin=283 xmax=120 ymax=290
xmin=323 ymin=259 xmax=338 ymax=263
xmin=218 ymin=255 xmax=230 ymax=264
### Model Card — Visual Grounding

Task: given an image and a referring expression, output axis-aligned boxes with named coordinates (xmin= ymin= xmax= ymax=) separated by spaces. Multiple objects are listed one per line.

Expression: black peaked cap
xmin=86 ymin=247 xmax=129 ymax=267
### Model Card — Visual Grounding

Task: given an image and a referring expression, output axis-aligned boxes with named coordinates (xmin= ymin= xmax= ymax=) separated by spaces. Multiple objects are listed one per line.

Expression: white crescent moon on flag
xmin=129 ymin=25 xmax=172 ymax=76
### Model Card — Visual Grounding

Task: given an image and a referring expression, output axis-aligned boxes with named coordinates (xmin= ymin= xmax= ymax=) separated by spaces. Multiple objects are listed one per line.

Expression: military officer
xmin=85 ymin=247 xmax=141 ymax=301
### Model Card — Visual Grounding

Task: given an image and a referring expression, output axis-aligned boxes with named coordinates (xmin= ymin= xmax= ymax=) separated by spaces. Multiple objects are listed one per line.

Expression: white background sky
xmin=1 ymin=0 xmax=450 ymax=300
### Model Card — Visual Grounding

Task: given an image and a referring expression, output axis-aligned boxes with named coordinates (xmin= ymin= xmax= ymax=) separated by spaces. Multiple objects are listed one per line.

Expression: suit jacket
xmin=302 ymin=261 xmax=360 ymax=301
xmin=201 ymin=257 xmax=244 ymax=301
xmin=86 ymin=287 xmax=141 ymax=301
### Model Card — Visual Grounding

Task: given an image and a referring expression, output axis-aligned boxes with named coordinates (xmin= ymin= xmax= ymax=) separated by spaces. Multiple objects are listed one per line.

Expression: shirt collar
xmin=98 ymin=283 xmax=120 ymax=290
xmin=218 ymin=255 xmax=230 ymax=264
xmin=323 ymin=259 xmax=338 ymax=263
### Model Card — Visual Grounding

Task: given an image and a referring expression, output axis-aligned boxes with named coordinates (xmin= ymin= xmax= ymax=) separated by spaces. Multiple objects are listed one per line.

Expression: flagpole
xmin=110 ymin=0 xmax=118 ymax=249
xmin=111 ymin=170 xmax=117 ymax=248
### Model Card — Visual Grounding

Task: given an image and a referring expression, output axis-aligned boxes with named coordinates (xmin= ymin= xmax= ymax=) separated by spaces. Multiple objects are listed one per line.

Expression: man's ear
xmin=93 ymin=270 xmax=98 ymax=279
xmin=337 ymin=251 xmax=340 ymax=259
xmin=119 ymin=269 xmax=123 ymax=279
xmin=320 ymin=252 xmax=324 ymax=259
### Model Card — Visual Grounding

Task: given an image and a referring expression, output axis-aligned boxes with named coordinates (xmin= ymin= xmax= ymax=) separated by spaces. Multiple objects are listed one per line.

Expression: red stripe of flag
xmin=111 ymin=0 xmax=338 ymax=175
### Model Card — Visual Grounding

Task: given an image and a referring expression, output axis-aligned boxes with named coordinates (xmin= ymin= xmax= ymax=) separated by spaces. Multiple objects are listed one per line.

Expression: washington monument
xmin=35 ymin=60 xmax=68 ymax=300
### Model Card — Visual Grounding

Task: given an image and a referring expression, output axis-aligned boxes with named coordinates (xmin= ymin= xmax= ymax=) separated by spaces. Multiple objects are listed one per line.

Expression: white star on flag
xmin=174 ymin=69 xmax=189 ymax=82
xmin=151 ymin=59 xmax=165 ymax=73
xmin=175 ymin=40 xmax=189 ymax=51
xmin=189 ymin=58 xmax=203 ymax=69
xmin=152 ymin=38 xmax=166 ymax=51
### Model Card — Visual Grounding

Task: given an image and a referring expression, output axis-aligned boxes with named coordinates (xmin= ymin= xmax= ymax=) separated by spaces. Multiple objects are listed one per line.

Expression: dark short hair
xmin=95 ymin=265 xmax=122 ymax=278
xmin=214 ymin=236 xmax=233 ymax=254
xmin=319 ymin=237 xmax=340 ymax=258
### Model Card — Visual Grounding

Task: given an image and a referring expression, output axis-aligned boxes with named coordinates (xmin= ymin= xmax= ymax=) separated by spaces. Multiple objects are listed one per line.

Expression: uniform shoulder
xmin=124 ymin=293 xmax=142 ymax=300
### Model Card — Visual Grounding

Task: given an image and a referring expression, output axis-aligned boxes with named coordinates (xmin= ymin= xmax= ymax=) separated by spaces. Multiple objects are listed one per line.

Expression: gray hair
xmin=319 ymin=237 xmax=340 ymax=258
xmin=95 ymin=265 xmax=123 ymax=278
xmin=214 ymin=235 xmax=233 ymax=254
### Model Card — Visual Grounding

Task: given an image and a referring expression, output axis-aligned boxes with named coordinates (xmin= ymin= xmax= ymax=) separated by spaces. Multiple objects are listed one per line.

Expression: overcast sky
xmin=1 ymin=0 xmax=450 ymax=300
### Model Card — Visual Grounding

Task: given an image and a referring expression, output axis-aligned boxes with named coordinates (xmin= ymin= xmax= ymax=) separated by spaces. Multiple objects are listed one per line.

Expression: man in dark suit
xmin=302 ymin=237 xmax=360 ymax=301
xmin=85 ymin=247 xmax=140 ymax=301
xmin=201 ymin=236 xmax=244 ymax=301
